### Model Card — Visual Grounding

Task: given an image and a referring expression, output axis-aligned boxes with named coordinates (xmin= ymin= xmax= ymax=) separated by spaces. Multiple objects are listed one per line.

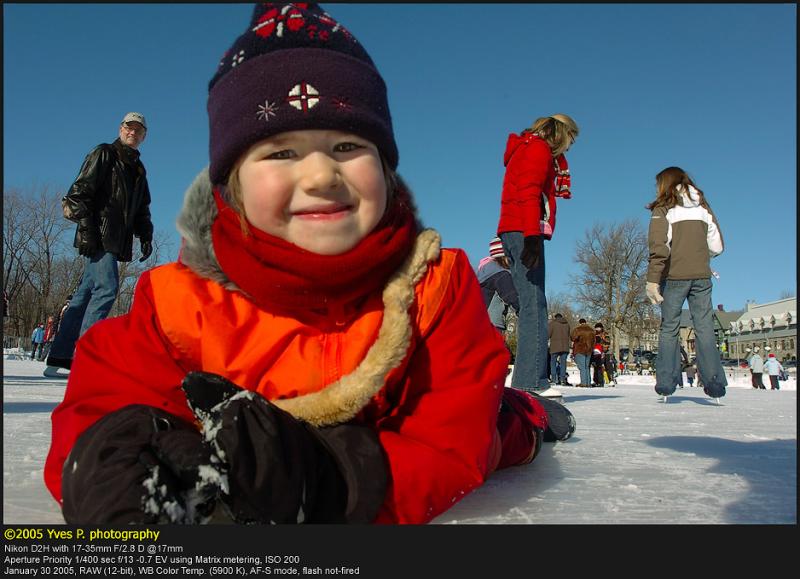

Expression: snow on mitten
xmin=145 ymin=420 xmax=222 ymax=523
xmin=182 ymin=371 xmax=347 ymax=523
xmin=61 ymin=404 xmax=220 ymax=524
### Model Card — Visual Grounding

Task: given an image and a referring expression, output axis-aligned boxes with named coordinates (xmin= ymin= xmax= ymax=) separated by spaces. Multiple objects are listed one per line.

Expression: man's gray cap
xmin=121 ymin=112 xmax=147 ymax=129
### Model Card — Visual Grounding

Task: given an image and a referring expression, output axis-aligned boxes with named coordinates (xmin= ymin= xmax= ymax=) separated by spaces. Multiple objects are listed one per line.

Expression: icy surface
xmin=3 ymin=357 xmax=795 ymax=524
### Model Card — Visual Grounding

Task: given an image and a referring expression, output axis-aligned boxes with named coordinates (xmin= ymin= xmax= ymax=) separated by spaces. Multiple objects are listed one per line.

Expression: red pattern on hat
xmin=489 ymin=237 xmax=504 ymax=258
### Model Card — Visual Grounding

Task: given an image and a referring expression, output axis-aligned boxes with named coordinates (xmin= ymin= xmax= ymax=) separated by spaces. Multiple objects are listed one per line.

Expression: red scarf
xmin=210 ymin=186 xmax=418 ymax=311
xmin=554 ymin=154 xmax=571 ymax=199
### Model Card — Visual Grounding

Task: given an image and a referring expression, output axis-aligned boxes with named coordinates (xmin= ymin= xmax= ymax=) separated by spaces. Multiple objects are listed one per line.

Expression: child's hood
xmin=677 ymin=184 xmax=701 ymax=208
xmin=175 ymin=168 xmax=241 ymax=293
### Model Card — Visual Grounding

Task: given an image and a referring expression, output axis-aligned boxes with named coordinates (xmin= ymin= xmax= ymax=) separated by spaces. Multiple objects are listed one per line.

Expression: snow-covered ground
xmin=3 ymin=356 xmax=796 ymax=524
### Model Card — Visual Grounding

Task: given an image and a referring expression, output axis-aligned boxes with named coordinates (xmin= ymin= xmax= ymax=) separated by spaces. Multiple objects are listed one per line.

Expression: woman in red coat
xmin=497 ymin=114 xmax=579 ymax=399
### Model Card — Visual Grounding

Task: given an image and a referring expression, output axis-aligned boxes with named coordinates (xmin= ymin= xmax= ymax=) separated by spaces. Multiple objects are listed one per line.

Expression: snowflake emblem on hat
xmin=253 ymin=5 xmax=305 ymax=39
xmin=256 ymin=100 xmax=278 ymax=122
xmin=332 ymin=97 xmax=351 ymax=111
xmin=287 ymin=83 xmax=320 ymax=113
xmin=231 ymin=49 xmax=245 ymax=67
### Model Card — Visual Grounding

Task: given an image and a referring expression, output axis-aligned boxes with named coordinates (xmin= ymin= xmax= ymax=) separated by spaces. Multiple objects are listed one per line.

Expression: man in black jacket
xmin=44 ymin=112 xmax=154 ymax=378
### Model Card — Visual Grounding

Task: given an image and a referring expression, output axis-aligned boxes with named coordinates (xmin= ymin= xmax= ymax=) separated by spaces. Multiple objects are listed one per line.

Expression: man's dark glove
xmin=139 ymin=239 xmax=153 ymax=262
xmin=61 ymin=405 xmax=220 ymax=524
xmin=76 ymin=219 xmax=101 ymax=257
xmin=519 ymin=235 xmax=544 ymax=269
xmin=182 ymin=371 xmax=387 ymax=524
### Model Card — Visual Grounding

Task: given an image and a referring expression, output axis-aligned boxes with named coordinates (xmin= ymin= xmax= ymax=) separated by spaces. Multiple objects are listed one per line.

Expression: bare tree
xmin=3 ymin=186 xmax=76 ymax=338
xmin=570 ymin=218 xmax=657 ymax=355
xmin=546 ymin=291 xmax=581 ymax=329
xmin=3 ymin=184 xmax=175 ymax=346
xmin=779 ymin=289 xmax=796 ymax=300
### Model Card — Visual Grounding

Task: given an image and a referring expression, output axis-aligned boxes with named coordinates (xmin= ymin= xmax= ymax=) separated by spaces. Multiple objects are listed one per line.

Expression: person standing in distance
xmin=547 ymin=313 xmax=571 ymax=386
xmin=497 ymin=114 xmax=579 ymax=399
xmin=645 ymin=166 xmax=726 ymax=402
xmin=45 ymin=113 xmax=154 ymax=377
xmin=570 ymin=318 xmax=594 ymax=387
xmin=748 ymin=346 xmax=767 ymax=390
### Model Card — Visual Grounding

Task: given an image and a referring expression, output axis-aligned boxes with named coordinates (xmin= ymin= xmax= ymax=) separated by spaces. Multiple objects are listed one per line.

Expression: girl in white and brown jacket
xmin=645 ymin=166 xmax=726 ymax=401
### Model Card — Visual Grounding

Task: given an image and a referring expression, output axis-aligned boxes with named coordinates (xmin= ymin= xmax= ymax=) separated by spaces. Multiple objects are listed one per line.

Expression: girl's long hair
xmin=523 ymin=114 xmax=579 ymax=157
xmin=646 ymin=166 xmax=711 ymax=211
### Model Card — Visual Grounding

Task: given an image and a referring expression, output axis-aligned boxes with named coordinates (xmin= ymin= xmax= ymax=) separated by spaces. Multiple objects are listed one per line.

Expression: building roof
xmin=679 ymin=308 xmax=743 ymax=331
xmin=731 ymin=297 xmax=797 ymax=333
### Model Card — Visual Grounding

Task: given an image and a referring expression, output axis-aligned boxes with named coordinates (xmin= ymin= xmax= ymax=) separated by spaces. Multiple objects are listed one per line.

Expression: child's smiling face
xmin=237 ymin=130 xmax=388 ymax=256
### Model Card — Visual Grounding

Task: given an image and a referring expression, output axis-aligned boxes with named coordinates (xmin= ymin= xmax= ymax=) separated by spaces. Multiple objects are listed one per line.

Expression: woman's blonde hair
xmin=524 ymin=113 xmax=579 ymax=157
xmin=224 ymin=156 xmax=401 ymax=236
xmin=646 ymin=166 xmax=710 ymax=211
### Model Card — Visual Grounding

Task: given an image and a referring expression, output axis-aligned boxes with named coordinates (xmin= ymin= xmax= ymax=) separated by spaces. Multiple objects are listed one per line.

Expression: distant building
xmin=727 ymin=298 xmax=796 ymax=361
xmin=678 ymin=306 xmax=742 ymax=361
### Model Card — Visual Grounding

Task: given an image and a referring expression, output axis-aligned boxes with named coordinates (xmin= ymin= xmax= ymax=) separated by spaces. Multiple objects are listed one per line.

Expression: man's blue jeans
xmin=574 ymin=353 xmax=591 ymax=385
xmin=550 ymin=351 xmax=568 ymax=383
xmin=655 ymin=278 xmax=727 ymax=397
xmin=48 ymin=252 xmax=119 ymax=360
xmin=500 ymin=232 xmax=549 ymax=391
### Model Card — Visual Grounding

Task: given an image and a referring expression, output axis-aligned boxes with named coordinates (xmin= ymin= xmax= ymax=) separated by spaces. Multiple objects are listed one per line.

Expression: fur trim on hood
xmin=175 ymin=168 xmax=442 ymax=426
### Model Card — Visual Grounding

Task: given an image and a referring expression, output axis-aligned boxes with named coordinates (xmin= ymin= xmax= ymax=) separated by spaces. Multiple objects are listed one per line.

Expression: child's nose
xmin=298 ymin=153 xmax=342 ymax=193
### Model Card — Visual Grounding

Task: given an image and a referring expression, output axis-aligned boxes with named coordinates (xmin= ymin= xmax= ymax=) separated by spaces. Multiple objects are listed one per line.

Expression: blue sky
xmin=3 ymin=3 xmax=796 ymax=312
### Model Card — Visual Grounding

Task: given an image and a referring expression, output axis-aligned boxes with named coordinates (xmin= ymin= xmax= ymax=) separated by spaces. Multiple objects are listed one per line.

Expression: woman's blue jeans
xmin=500 ymin=232 xmax=549 ymax=391
xmin=48 ymin=251 xmax=119 ymax=360
xmin=655 ymin=278 xmax=727 ymax=397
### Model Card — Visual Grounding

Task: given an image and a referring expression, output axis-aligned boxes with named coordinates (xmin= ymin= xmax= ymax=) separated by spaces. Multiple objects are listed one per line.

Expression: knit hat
xmin=768 ymin=353 xmax=775 ymax=358
xmin=207 ymin=3 xmax=397 ymax=185
xmin=489 ymin=237 xmax=504 ymax=258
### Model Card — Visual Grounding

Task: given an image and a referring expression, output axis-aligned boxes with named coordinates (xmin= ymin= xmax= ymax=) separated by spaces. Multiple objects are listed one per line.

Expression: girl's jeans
xmin=655 ymin=278 xmax=727 ymax=397
xmin=500 ymin=232 xmax=549 ymax=391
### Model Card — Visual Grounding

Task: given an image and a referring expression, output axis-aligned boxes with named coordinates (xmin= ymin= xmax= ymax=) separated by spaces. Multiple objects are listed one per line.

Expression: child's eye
xmin=266 ymin=149 xmax=295 ymax=160
xmin=334 ymin=142 xmax=363 ymax=153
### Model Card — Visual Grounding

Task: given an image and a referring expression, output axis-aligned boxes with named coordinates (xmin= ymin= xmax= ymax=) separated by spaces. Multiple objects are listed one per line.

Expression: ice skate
xmin=527 ymin=386 xmax=564 ymax=404
xmin=43 ymin=366 xmax=69 ymax=379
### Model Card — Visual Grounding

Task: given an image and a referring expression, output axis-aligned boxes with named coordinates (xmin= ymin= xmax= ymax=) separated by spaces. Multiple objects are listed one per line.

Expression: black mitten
xmin=139 ymin=239 xmax=153 ymax=262
xmin=182 ymin=371 xmax=387 ymax=524
xmin=61 ymin=405 xmax=220 ymax=524
xmin=520 ymin=235 xmax=543 ymax=269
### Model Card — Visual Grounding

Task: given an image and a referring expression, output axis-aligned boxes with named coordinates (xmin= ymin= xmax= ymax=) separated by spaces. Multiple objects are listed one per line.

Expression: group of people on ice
xmin=42 ymin=2 xmax=730 ymax=524
xmin=744 ymin=346 xmax=786 ymax=390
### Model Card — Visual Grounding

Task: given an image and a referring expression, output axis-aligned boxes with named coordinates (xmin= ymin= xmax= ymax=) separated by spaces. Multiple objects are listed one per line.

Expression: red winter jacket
xmin=44 ymin=227 xmax=512 ymax=524
xmin=497 ymin=133 xmax=557 ymax=239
